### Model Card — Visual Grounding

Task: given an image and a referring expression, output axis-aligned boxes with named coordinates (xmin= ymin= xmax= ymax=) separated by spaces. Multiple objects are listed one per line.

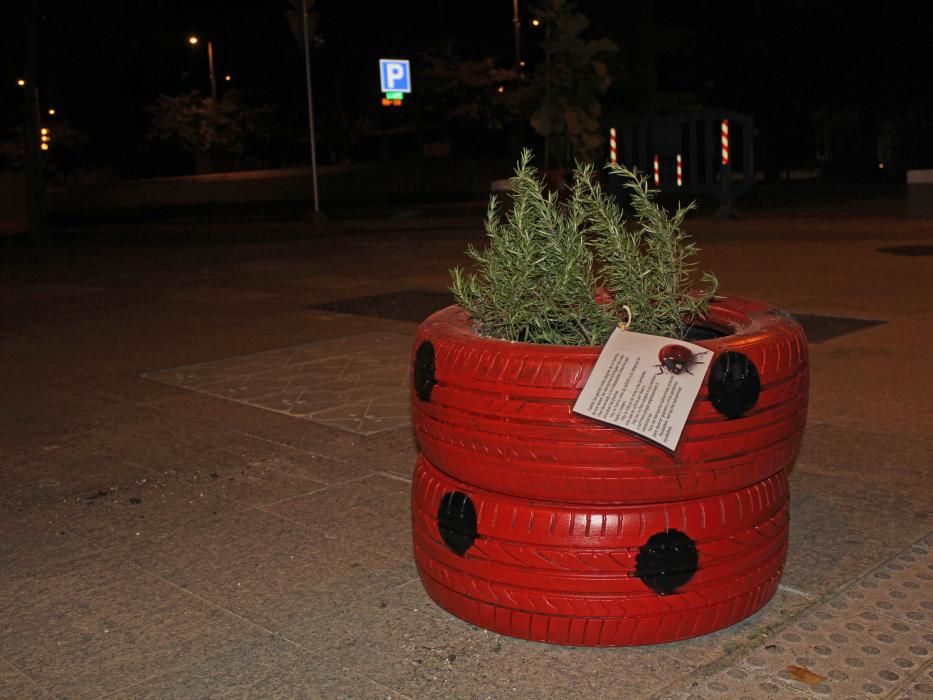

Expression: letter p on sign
xmin=379 ymin=59 xmax=411 ymax=93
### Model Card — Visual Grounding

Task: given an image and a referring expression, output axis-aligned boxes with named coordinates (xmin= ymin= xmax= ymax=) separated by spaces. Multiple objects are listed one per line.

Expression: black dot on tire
xmin=438 ymin=491 xmax=477 ymax=556
xmin=708 ymin=351 xmax=760 ymax=418
xmin=413 ymin=341 xmax=437 ymax=402
xmin=635 ymin=529 xmax=698 ymax=595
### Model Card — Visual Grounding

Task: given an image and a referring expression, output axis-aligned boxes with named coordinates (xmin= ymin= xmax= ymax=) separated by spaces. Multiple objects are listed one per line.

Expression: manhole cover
xmin=792 ymin=313 xmax=884 ymax=344
xmin=877 ymin=245 xmax=933 ymax=256
xmin=305 ymin=289 xmax=454 ymax=323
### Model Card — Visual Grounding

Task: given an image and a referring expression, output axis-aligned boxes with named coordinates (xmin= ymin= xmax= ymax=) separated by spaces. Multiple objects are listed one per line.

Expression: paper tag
xmin=573 ymin=328 xmax=711 ymax=451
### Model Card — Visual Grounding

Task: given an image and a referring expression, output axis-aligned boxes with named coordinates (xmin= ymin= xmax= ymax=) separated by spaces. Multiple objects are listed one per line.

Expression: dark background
xmin=3 ymin=0 xmax=932 ymax=181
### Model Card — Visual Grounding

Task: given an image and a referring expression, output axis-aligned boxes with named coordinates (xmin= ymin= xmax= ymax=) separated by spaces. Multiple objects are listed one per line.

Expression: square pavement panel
xmin=143 ymin=332 xmax=413 ymax=436
xmin=304 ymin=289 xmax=455 ymax=323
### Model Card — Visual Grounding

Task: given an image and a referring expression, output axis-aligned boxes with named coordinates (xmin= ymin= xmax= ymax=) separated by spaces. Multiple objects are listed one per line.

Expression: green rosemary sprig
xmin=450 ymin=150 xmax=718 ymax=345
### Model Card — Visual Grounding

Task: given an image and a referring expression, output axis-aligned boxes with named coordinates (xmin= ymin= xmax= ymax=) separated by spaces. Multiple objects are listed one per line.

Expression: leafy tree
xmin=146 ymin=91 xmax=275 ymax=171
xmin=420 ymin=51 xmax=525 ymax=133
xmin=529 ymin=0 xmax=618 ymax=168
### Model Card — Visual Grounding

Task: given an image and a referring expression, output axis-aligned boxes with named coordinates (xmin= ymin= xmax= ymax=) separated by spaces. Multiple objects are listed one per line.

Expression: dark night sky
xmin=4 ymin=1 xmax=933 ymax=176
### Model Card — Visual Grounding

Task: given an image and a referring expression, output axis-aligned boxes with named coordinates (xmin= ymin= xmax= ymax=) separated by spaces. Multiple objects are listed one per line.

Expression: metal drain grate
xmin=792 ymin=314 xmax=885 ymax=344
xmin=878 ymin=245 xmax=933 ymax=256
xmin=305 ymin=289 xmax=455 ymax=323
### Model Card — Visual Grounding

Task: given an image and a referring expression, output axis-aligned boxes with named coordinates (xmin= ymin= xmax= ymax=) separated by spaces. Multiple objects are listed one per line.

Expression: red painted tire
xmin=411 ymin=297 xmax=808 ymax=505
xmin=412 ymin=456 xmax=788 ymax=646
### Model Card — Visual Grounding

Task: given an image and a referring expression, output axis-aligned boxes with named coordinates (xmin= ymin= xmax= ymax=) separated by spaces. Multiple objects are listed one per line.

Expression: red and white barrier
xmin=721 ymin=119 xmax=730 ymax=166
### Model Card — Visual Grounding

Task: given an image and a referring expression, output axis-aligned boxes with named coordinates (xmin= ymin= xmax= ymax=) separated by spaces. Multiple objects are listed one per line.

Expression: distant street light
xmin=224 ymin=74 xmax=232 ymax=82
xmin=47 ymin=108 xmax=55 ymax=115
xmin=187 ymin=35 xmax=217 ymax=101
xmin=17 ymin=79 xmax=26 ymax=86
xmin=531 ymin=18 xmax=541 ymax=27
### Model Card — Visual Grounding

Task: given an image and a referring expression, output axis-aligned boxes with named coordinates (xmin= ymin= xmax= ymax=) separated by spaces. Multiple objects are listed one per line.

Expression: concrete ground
xmin=1 ymin=199 xmax=932 ymax=699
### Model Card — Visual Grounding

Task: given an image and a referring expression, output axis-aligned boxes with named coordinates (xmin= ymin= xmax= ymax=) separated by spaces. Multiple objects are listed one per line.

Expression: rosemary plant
xmin=451 ymin=150 xmax=718 ymax=345
xmin=581 ymin=162 xmax=719 ymax=339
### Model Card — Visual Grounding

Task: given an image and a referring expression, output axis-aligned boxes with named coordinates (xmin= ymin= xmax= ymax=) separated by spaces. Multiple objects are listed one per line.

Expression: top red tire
xmin=411 ymin=297 xmax=808 ymax=505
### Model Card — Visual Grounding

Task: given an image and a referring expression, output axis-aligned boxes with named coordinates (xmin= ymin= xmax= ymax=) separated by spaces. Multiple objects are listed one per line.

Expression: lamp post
xmin=188 ymin=35 xmax=217 ymax=101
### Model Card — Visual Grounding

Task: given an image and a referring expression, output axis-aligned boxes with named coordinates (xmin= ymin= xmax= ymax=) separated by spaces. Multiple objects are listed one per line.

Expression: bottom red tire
xmin=412 ymin=456 xmax=788 ymax=646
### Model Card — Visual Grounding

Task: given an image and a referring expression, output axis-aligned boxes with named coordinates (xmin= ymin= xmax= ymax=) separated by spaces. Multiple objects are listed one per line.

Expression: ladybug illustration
xmin=657 ymin=344 xmax=708 ymax=375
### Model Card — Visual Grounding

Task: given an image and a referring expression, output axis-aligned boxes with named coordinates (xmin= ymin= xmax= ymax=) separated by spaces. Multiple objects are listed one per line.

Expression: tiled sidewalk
xmin=3 ymin=211 xmax=933 ymax=698
xmin=669 ymin=534 xmax=933 ymax=698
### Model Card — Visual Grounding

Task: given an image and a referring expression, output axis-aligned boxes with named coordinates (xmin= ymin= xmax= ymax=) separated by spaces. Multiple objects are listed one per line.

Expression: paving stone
xmin=64 ymin=469 xmax=232 ymax=553
xmin=136 ymin=388 xmax=368 ymax=464
xmin=784 ymin=471 xmax=932 ymax=596
xmin=0 ymin=452 xmax=158 ymax=517
xmin=0 ymin=550 xmax=257 ymax=699
xmin=237 ymin=444 xmax=373 ymax=486
xmin=178 ymin=453 xmax=330 ymax=509
xmin=351 ymin=428 xmax=419 ymax=479
xmin=261 ymin=473 xmax=413 ymax=559
xmin=144 ymin=332 xmax=414 ymax=436
xmin=128 ymin=506 xmax=417 ymax=632
xmin=795 ymin=423 xmax=933 ymax=495
xmin=0 ymin=513 xmax=100 ymax=582
xmin=115 ymin=634 xmax=403 ymax=699
xmin=294 ymin=590 xmax=696 ymax=700
xmin=0 ymin=658 xmax=52 ymax=699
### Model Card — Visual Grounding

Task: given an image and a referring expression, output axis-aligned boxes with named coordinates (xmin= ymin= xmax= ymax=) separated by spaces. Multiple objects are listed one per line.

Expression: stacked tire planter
xmin=410 ymin=297 xmax=808 ymax=646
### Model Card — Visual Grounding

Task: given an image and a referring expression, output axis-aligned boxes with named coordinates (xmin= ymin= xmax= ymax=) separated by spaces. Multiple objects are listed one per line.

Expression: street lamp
xmin=187 ymin=35 xmax=217 ymax=101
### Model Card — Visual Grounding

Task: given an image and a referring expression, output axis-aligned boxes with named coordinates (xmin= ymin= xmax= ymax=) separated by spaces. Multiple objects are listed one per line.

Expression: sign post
xmin=302 ymin=0 xmax=321 ymax=219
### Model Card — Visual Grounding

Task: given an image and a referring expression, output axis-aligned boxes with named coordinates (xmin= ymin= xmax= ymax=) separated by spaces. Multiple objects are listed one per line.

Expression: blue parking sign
xmin=379 ymin=59 xmax=411 ymax=93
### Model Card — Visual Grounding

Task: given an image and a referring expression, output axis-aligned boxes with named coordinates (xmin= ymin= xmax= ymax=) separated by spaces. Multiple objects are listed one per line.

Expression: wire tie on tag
xmin=617 ymin=304 xmax=633 ymax=331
